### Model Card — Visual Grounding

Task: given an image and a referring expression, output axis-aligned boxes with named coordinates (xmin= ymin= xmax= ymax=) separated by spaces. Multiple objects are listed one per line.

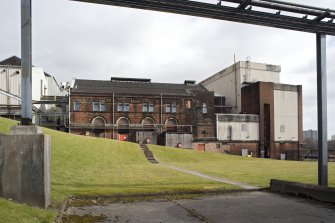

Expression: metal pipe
xmin=68 ymin=86 xmax=71 ymax=133
xmin=112 ymin=93 xmax=115 ymax=139
xmin=316 ymin=33 xmax=328 ymax=186
xmin=160 ymin=94 xmax=163 ymax=134
xmin=72 ymin=0 xmax=335 ymax=35
xmin=258 ymin=0 xmax=335 ymax=14
xmin=223 ymin=0 xmax=335 ymax=19
xmin=21 ymin=0 xmax=32 ymax=125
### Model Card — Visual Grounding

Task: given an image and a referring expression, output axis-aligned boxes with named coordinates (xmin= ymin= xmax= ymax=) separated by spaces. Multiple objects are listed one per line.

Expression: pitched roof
xmin=0 ymin=56 xmax=22 ymax=66
xmin=72 ymin=79 xmax=206 ymax=96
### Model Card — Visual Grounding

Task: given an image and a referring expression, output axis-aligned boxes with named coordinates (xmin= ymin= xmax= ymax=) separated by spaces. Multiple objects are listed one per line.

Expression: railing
xmin=285 ymin=149 xmax=335 ymax=162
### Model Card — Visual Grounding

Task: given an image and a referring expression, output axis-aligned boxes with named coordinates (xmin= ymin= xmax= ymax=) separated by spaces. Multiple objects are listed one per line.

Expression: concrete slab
xmin=63 ymin=192 xmax=335 ymax=223
xmin=10 ymin=126 xmax=43 ymax=135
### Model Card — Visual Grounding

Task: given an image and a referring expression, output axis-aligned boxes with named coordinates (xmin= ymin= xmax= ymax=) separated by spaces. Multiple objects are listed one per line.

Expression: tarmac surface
xmin=63 ymin=191 xmax=335 ymax=223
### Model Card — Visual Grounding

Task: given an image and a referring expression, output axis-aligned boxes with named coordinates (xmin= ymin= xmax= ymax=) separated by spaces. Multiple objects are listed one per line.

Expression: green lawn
xmin=2 ymin=116 xmax=334 ymax=223
xmin=0 ymin=117 xmax=233 ymax=222
xmin=0 ymin=198 xmax=55 ymax=223
xmin=149 ymin=144 xmax=335 ymax=187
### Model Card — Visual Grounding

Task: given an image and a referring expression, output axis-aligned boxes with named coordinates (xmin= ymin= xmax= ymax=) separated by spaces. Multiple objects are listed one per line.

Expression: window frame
xmin=117 ymin=102 xmax=124 ymax=112
xmin=142 ymin=102 xmax=148 ymax=112
xmin=165 ymin=103 xmax=171 ymax=113
xmin=74 ymin=101 xmax=80 ymax=111
xmin=93 ymin=101 xmax=99 ymax=112
xmin=172 ymin=102 xmax=177 ymax=113
xmin=99 ymin=100 xmax=106 ymax=112
xmin=148 ymin=101 xmax=154 ymax=112
xmin=202 ymin=103 xmax=208 ymax=114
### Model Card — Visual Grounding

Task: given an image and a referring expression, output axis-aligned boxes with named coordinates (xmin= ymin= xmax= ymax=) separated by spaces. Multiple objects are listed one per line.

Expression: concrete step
xmin=140 ymin=144 xmax=159 ymax=164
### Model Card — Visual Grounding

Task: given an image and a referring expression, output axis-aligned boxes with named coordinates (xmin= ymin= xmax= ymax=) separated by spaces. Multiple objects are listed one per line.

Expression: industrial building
xmin=0 ymin=56 xmax=303 ymax=159
xmin=0 ymin=56 xmax=67 ymax=128
xmin=201 ymin=61 xmax=303 ymax=159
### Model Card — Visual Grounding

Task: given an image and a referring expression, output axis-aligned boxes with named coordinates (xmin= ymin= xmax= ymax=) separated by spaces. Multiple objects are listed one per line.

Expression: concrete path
xmin=63 ymin=191 xmax=335 ymax=223
xmin=160 ymin=164 xmax=259 ymax=190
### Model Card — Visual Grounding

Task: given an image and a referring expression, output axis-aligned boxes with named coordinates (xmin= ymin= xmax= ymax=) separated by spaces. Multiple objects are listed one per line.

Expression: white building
xmin=201 ymin=61 xmax=280 ymax=113
xmin=200 ymin=61 xmax=302 ymax=159
xmin=0 ymin=56 xmax=63 ymax=120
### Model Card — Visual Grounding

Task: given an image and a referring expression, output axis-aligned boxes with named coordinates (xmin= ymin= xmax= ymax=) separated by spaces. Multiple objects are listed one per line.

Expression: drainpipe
xmin=68 ymin=86 xmax=71 ymax=133
xmin=160 ymin=94 xmax=163 ymax=134
xmin=112 ymin=93 xmax=115 ymax=139
xmin=234 ymin=54 xmax=239 ymax=113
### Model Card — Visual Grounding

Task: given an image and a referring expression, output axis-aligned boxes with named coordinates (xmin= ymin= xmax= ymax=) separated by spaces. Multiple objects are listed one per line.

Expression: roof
xmin=71 ymin=79 xmax=207 ymax=96
xmin=0 ymin=56 xmax=22 ymax=66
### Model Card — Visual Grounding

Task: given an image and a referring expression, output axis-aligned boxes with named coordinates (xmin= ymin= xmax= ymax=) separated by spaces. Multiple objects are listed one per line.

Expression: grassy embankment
xmin=0 ymin=117 xmax=233 ymax=222
xmin=149 ymin=144 xmax=335 ymax=187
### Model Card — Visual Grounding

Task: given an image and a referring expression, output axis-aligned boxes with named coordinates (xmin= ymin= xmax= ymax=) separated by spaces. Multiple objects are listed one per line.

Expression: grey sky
xmin=0 ymin=0 xmax=335 ymax=136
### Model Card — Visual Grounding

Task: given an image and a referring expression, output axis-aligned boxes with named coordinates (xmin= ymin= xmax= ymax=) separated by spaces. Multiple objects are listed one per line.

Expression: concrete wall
xmin=165 ymin=133 xmax=193 ymax=149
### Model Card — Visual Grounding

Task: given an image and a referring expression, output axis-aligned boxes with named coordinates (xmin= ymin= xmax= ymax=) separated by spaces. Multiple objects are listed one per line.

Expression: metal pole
xmin=316 ymin=33 xmax=328 ymax=186
xmin=21 ymin=0 xmax=32 ymax=125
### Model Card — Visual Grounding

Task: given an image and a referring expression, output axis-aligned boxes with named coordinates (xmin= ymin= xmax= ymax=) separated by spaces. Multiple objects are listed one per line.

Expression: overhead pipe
xmin=258 ymin=0 xmax=335 ymax=14
xmin=223 ymin=0 xmax=335 ymax=19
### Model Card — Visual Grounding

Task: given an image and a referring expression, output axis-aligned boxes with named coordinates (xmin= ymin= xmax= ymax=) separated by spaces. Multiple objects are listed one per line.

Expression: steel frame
xmin=72 ymin=0 xmax=335 ymax=35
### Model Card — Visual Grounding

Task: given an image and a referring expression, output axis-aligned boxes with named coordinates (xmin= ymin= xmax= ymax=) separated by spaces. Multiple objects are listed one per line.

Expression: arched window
xmin=165 ymin=118 xmax=178 ymax=132
xmin=142 ymin=117 xmax=155 ymax=126
xmin=165 ymin=118 xmax=178 ymax=126
xmin=116 ymin=117 xmax=130 ymax=128
xmin=91 ymin=116 xmax=106 ymax=125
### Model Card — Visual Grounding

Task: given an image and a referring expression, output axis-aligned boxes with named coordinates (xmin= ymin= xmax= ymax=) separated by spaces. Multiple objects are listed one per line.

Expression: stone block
xmin=0 ymin=133 xmax=51 ymax=208
xmin=270 ymin=179 xmax=335 ymax=204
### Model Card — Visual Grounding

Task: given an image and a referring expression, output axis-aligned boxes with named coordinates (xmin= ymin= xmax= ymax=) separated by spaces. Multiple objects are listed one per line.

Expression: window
xmin=100 ymin=100 xmax=106 ymax=112
xmin=202 ymin=103 xmax=208 ymax=114
xmin=149 ymin=101 xmax=154 ymax=112
xmin=172 ymin=102 xmax=177 ymax=113
xmin=242 ymin=124 xmax=248 ymax=132
xmin=280 ymin=125 xmax=286 ymax=133
xmin=74 ymin=101 xmax=80 ymax=111
xmin=166 ymin=104 xmax=171 ymax=113
xmin=93 ymin=101 xmax=99 ymax=112
xmin=124 ymin=103 xmax=130 ymax=112
xmin=186 ymin=100 xmax=192 ymax=109
xmin=118 ymin=103 xmax=123 ymax=112
xmin=142 ymin=102 xmax=148 ymax=112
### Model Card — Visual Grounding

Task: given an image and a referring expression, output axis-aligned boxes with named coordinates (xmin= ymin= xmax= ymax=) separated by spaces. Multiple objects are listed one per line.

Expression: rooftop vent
xmin=111 ymin=77 xmax=151 ymax=83
xmin=184 ymin=80 xmax=196 ymax=85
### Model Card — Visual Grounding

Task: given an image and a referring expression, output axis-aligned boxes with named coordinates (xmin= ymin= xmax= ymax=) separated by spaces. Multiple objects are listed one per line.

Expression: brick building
xmin=69 ymin=77 xmax=215 ymax=148
xmin=241 ymin=82 xmax=303 ymax=159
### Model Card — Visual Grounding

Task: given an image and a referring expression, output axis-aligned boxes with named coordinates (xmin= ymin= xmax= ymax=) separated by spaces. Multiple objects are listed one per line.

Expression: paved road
xmin=63 ymin=191 xmax=335 ymax=223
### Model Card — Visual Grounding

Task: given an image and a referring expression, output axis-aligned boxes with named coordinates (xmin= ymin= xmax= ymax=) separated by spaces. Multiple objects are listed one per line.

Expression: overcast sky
xmin=1 ymin=0 xmax=335 ymax=136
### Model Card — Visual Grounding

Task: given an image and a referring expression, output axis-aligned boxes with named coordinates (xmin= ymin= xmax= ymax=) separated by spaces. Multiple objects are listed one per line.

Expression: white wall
xmin=216 ymin=114 xmax=259 ymax=141
xmin=0 ymin=65 xmax=62 ymax=110
xmin=201 ymin=61 xmax=280 ymax=113
xmin=274 ymin=90 xmax=298 ymax=141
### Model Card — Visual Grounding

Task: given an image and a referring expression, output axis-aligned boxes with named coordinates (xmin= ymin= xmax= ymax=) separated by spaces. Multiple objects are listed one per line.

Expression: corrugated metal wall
xmin=0 ymin=66 xmax=21 ymax=105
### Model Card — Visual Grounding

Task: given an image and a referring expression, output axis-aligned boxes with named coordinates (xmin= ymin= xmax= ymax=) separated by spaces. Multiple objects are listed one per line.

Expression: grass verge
xmin=0 ymin=117 xmax=235 ymax=222
xmin=149 ymin=144 xmax=335 ymax=187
